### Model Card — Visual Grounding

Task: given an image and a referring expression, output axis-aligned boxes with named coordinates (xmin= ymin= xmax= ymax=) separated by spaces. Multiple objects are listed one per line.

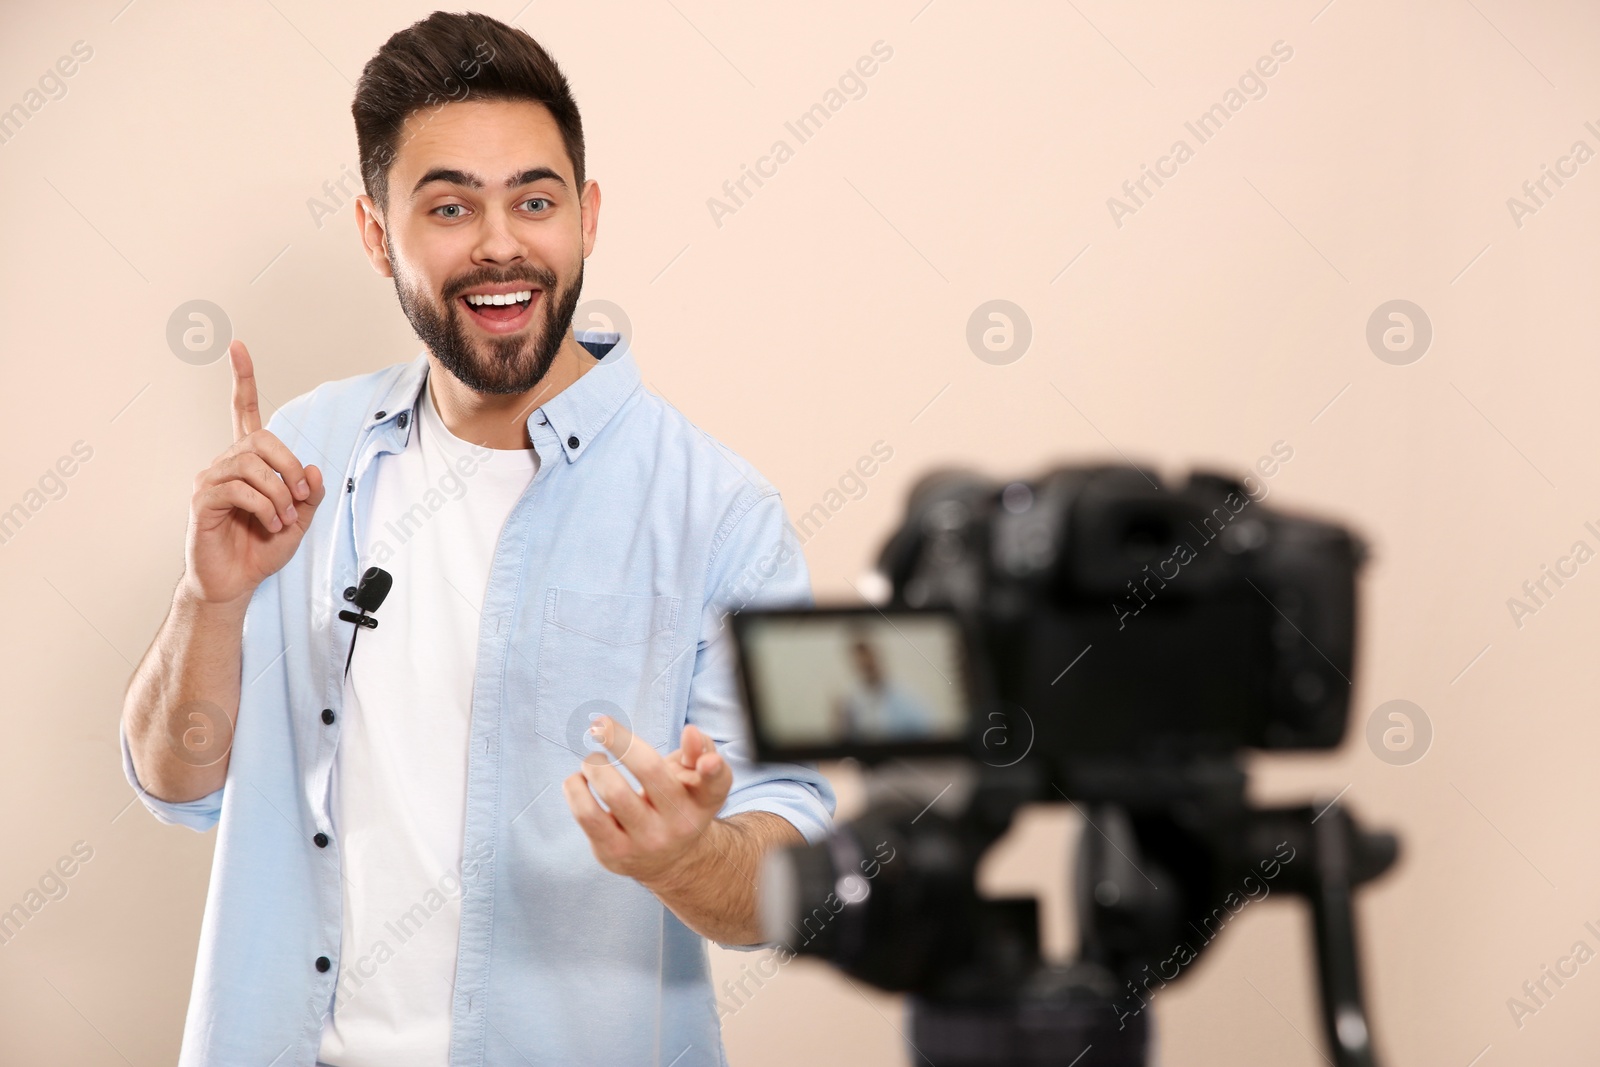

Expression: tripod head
xmin=760 ymin=759 xmax=1396 ymax=1066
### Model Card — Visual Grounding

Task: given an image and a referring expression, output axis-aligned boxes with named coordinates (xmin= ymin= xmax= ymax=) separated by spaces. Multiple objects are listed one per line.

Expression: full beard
xmin=392 ymin=244 xmax=585 ymax=396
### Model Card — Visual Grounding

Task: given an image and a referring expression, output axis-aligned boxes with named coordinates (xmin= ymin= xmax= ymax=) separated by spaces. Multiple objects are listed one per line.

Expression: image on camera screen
xmin=736 ymin=610 xmax=971 ymax=753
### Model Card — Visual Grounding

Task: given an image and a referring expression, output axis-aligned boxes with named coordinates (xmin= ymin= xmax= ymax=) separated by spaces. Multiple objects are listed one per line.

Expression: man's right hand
xmin=180 ymin=339 xmax=327 ymax=608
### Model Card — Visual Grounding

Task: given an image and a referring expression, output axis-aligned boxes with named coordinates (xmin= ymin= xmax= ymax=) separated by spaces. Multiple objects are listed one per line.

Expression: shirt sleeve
xmin=690 ymin=486 xmax=837 ymax=845
xmin=117 ymin=393 xmax=311 ymax=834
xmin=119 ymin=713 xmax=224 ymax=832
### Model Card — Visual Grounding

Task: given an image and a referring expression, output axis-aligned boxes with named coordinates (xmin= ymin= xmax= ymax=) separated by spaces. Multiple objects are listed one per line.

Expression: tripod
xmin=905 ymin=782 xmax=1397 ymax=1067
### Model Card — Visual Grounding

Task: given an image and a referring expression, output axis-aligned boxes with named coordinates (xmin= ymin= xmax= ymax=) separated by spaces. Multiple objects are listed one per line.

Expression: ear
xmin=353 ymin=194 xmax=394 ymax=279
xmin=579 ymin=178 xmax=601 ymax=260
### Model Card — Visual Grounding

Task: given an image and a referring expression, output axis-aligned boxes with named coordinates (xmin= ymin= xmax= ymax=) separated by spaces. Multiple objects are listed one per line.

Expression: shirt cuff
xmin=119 ymin=718 xmax=223 ymax=833
xmin=720 ymin=789 xmax=833 ymax=847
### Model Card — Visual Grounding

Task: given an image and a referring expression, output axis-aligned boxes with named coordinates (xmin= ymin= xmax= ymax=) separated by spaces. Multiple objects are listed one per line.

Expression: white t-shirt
xmin=318 ymin=375 xmax=538 ymax=1066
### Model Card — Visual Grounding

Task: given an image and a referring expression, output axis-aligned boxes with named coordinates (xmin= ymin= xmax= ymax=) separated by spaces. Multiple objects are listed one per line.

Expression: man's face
xmin=360 ymin=98 xmax=598 ymax=395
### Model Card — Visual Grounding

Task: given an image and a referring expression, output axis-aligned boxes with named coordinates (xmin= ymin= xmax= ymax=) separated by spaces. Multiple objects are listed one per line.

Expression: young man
xmin=119 ymin=12 xmax=834 ymax=1066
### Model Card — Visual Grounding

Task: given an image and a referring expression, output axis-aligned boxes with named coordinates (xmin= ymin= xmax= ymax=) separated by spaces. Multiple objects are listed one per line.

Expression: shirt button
xmin=314 ymin=832 xmax=329 ymax=848
xmin=343 ymin=586 xmax=357 ymax=601
xmin=345 ymin=478 xmax=354 ymax=493
xmin=567 ymin=435 xmax=580 ymax=449
xmin=374 ymin=410 xmax=386 ymax=420
xmin=397 ymin=411 xmax=409 ymax=428
xmin=322 ymin=709 xmax=336 ymax=725
xmin=316 ymin=956 xmax=331 ymax=972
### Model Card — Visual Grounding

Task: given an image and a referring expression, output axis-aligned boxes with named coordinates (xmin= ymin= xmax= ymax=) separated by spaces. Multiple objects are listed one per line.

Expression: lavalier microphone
xmin=339 ymin=566 xmax=392 ymax=678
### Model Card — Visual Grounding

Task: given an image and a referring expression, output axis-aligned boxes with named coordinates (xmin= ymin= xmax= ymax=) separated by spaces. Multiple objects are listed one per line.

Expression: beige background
xmin=2 ymin=0 xmax=1597 ymax=1063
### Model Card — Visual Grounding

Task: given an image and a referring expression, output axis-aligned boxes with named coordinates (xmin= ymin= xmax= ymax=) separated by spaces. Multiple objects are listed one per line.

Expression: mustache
xmin=444 ymin=267 xmax=558 ymax=300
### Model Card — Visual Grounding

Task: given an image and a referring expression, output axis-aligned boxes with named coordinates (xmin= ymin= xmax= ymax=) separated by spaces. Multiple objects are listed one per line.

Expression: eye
xmin=432 ymin=203 xmax=467 ymax=219
xmin=521 ymin=197 xmax=552 ymax=213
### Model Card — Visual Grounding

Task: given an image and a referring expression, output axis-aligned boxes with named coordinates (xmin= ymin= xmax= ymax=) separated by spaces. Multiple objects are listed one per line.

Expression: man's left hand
xmin=562 ymin=715 xmax=732 ymax=885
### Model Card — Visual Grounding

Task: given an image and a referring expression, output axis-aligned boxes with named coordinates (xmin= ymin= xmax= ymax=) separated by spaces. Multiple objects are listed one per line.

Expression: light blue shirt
xmin=121 ymin=330 xmax=836 ymax=1067
xmin=842 ymin=680 xmax=937 ymax=738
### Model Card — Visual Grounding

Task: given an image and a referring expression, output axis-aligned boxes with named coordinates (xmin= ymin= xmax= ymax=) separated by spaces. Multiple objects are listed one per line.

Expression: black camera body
xmin=733 ymin=463 xmax=1396 ymax=1067
xmin=878 ymin=463 xmax=1364 ymax=768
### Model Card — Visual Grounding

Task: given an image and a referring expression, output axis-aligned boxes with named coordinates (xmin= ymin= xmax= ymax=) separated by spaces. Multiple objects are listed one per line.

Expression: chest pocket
xmin=535 ymin=587 xmax=682 ymax=758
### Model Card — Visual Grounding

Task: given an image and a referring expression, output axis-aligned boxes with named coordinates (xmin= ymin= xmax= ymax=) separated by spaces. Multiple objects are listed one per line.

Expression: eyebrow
xmin=410 ymin=166 xmax=568 ymax=199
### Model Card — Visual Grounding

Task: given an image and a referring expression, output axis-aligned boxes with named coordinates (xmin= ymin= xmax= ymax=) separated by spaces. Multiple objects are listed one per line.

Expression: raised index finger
xmin=229 ymin=339 xmax=262 ymax=442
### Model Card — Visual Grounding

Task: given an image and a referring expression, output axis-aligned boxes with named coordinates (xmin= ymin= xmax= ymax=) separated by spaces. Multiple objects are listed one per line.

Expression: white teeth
xmin=464 ymin=290 xmax=533 ymax=306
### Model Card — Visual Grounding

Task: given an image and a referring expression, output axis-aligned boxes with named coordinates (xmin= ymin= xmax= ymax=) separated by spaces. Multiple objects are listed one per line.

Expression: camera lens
xmin=758 ymin=848 xmax=802 ymax=947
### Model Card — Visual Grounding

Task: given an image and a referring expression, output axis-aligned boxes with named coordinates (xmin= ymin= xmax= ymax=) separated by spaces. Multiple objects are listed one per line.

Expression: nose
xmin=469 ymin=202 xmax=528 ymax=267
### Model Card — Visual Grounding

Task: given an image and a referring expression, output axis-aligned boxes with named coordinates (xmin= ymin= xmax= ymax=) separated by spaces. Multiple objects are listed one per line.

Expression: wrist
xmin=639 ymin=818 xmax=729 ymax=897
xmin=174 ymin=579 xmax=253 ymax=622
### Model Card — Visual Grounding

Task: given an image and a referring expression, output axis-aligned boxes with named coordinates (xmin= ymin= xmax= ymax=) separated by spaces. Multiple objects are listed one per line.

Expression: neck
xmin=426 ymin=332 xmax=596 ymax=450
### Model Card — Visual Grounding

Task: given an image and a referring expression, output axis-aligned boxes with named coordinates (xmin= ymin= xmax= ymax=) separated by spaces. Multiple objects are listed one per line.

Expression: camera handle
xmin=1299 ymin=800 xmax=1397 ymax=1067
xmin=1076 ymin=791 xmax=1397 ymax=1067
xmin=1239 ymin=799 xmax=1396 ymax=1067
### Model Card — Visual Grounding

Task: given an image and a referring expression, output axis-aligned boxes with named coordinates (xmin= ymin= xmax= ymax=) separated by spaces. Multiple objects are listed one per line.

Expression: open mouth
xmin=459 ymin=289 xmax=540 ymax=333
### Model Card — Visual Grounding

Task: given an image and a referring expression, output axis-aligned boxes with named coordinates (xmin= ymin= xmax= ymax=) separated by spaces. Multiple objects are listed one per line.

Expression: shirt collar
xmin=362 ymin=329 xmax=642 ymax=463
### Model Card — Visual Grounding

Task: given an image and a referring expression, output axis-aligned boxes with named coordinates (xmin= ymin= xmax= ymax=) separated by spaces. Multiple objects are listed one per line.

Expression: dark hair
xmin=351 ymin=11 xmax=585 ymax=213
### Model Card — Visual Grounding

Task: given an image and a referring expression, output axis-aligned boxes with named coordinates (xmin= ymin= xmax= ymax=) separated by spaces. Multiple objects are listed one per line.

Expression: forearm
xmin=639 ymin=811 xmax=804 ymax=946
xmin=121 ymin=583 xmax=248 ymax=803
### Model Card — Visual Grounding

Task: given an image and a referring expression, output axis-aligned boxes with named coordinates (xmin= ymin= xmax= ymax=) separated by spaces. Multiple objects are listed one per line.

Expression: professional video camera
xmin=732 ymin=463 xmax=1399 ymax=1067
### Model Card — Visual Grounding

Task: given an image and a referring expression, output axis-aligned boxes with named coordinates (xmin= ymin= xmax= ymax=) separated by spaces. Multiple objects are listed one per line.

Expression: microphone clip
xmin=341 ymin=566 xmax=393 ymax=678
